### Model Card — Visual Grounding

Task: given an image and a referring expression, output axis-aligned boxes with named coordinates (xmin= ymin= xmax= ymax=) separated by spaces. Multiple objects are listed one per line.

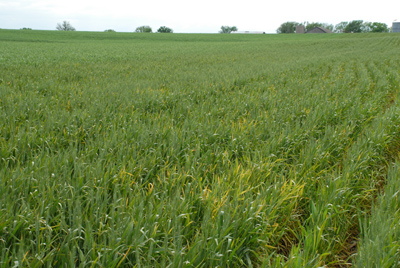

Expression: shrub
xmin=157 ymin=26 xmax=173 ymax=33
xmin=135 ymin=26 xmax=152 ymax=33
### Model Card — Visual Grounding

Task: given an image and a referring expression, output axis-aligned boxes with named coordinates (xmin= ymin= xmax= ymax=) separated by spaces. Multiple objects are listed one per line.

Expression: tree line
xmin=277 ymin=20 xmax=391 ymax=34
xmin=54 ymin=22 xmax=240 ymax=34
xmin=134 ymin=26 xmax=173 ymax=33
xmin=54 ymin=21 xmax=174 ymax=33
xmin=30 ymin=20 xmax=390 ymax=34
xmin=54 ymin=22 xmax=237 ymax=34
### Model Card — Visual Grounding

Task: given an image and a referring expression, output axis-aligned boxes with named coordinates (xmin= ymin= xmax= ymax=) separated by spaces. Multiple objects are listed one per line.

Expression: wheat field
xmin=1 ymin=30 xmax=400 ymax=267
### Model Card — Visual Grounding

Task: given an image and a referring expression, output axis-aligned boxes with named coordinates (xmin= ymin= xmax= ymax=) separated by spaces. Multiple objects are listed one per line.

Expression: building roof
xmin=231 ymin=31 xmax=266 ymax=34
xmin=307 ymin=27 xmax=333 ymax=33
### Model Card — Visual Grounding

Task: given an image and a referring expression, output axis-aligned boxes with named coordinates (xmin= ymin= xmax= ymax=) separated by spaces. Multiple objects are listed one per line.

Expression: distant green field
xmin=1 ymin=29 xmax=400 ymax=267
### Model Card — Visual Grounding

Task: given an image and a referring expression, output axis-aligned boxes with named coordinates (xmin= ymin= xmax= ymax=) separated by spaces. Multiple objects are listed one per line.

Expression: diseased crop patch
xmin=1 ymin=30 xmax=400 ymax=267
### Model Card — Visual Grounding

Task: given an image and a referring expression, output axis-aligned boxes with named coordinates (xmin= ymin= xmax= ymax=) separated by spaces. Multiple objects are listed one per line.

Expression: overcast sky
xmin=0 ymin=0 xmax=398 ymax=33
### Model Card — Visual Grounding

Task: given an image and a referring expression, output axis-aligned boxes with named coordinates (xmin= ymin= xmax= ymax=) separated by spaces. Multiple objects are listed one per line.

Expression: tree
xmin=219 ymin=26 xmax=238 ymax=34
xmin=321 ymin=23 xmax=334 ymax=31
xmin=369 ymin=22 xmax=389 ymax=32
xmin=276 ymin=22 xmax=299 ymax=34
xmin=334 ymin=21 xmax=348 ymax=33
xmin=362 ymin=22 xmax=372 ymax=32
xmin=344 ymin=20 xmax=364 ymax=33
xmin=305 ymin=22 xmax=334 ymax=32
xmin=135 ymin=26 xmax=152 ymax=33
xmin=56 ymin=21 xmax=76 ymax=31
xmin=157 ymin=26 xmax=173 ymax=33
xmin=104 ymin=29 xmax=116 ymax=32
xmin=361 ymin=22 xmax=389 ymax=33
